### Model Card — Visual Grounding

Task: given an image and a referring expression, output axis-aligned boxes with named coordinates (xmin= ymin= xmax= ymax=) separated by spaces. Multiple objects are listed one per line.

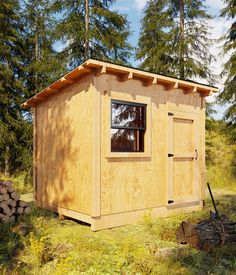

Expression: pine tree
xmin=0 ymin=0 xmax=26 ymax=175
xmin=22 ymin=0 xmax=66 ymax=97
xmin=137 ymin=0 xmax=214 ymax=82
xmin=53 ymin=0 xmax=132 ymax=67
xmin=219 ymin=0 xmax=236 ymax=133
xmin=136 ymin=0 xmax=175 ymax=76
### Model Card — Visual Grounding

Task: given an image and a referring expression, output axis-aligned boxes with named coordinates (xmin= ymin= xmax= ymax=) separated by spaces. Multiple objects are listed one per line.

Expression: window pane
xmin=112 ymin=102 xmax=145 ymax=128
xmin=111 ymin=129 xmax=144 ymax=152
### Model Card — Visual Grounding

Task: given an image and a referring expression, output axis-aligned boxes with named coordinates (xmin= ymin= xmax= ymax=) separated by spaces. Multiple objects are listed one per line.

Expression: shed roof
xmin=22 ymin=59 xmax=218 ymax=108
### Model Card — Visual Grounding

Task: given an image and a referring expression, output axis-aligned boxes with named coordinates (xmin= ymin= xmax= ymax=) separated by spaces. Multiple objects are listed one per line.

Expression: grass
xmin=0 ymin=189 xmax=236 ymax=274
xmin=206 ymin=121 xmax=236 ymax=191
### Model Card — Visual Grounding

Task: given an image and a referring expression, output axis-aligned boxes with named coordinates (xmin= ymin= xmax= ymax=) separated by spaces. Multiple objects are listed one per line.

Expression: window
xmin=111 ymin=100 xmax=146 ymax=152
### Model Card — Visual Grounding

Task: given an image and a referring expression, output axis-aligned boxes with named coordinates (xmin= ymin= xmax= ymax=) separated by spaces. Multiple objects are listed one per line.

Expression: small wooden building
xmin=22 ymin=59 xmax=217 ymax=231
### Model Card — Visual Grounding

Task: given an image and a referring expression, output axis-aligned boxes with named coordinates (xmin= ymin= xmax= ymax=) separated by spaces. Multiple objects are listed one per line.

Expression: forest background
xmin=0 ymin=0 xmax=235 ymax=191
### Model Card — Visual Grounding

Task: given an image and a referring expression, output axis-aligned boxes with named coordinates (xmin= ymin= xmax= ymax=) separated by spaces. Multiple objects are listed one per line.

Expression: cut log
xmin=0 ymin=201 xmax=8 ymax=209
xmin=2 ymin=180 xmax=12 ymax=187
xmin=0 ymin=187 xmax=7 ymax=195
xmin=17 ymin=207 xmax=24 ymax=214
xmin=0 ymin=213 xmax=5 ymax=219
xmin=0 ymin=180 xmax=31 ymax=223
xmin=18 ymin=200 xmax=27 ymax=208
xmin=176 ymin=215 xmax=236 ymax=251
xmin=7 ymin=186 xmax=15 ymax=193
xmin=3 ymin=206 xmax=11 ymax=215
xmin=24 ymin=207 xmax=31 ymax=214
xmin=3 ymin=194 xmax=10 ymax=201
xmin=10 ymin=192 xmax=20 ymax=201
xmin=9 ymin=199 xmax=17 ymax=207
xmin=2 ymin=215 xmax=10 ymax=223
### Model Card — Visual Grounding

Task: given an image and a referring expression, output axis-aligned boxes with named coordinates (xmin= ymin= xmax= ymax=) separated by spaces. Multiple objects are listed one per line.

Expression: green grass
xmin=206 ymin=121 xmax=236 ymax=190
xmin=0 ymin=190 xmax=236 ymax=274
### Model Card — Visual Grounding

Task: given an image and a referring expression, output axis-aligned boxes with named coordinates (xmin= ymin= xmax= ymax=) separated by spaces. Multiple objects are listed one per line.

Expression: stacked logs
xmin=176 ymin=215 xmax=236 ymax=251
xmin=0 ymin=180 xmax=31 ymax=223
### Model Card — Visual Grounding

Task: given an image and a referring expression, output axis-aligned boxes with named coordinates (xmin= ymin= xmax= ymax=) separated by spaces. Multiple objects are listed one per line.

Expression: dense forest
xmin=0 ymin=0 xmax=235 ymax=187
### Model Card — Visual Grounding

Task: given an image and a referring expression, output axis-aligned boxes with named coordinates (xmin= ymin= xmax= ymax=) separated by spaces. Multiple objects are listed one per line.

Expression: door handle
xmin=195 ymin=149 xmax=198 ymax=160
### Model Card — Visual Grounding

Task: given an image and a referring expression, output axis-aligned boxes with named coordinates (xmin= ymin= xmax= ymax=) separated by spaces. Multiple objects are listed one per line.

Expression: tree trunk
xmin=179 ymin=0 xmax=185 ymax=79
xmin=85 ymin=0 xmax=89 ymax=60
xmin=4 ymin=145 xmax=10 ymax=177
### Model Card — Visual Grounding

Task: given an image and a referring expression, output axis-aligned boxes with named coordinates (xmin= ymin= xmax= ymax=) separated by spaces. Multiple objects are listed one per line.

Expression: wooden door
xmin=168 ymin=110 xmax=199 ymax=204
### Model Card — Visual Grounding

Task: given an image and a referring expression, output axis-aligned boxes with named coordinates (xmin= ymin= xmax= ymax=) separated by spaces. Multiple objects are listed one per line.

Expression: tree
xmin=0 ymin=1 xmax=34 ymax=177
xmin=137 ymin=0 xmax=215 ymax=82
xmin=136 ymin=0 xmax=175 ymax=76
xmin=0 ymin=0 xmax=26 ymax=175
xmin=219 ymin=0 xmax=236 ymax=137
xmin=53 ymin=0 xmax=132 ymax=67
xmin=22 ymin=0 xmax=66 ymax=97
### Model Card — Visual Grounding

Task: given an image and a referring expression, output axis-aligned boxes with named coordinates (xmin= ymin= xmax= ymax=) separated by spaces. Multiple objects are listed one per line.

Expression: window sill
xmin=106 ymin=151 xmax=151 ymax=158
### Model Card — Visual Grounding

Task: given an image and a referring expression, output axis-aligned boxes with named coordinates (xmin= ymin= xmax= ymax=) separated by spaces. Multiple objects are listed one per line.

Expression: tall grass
xmin=1 ymin=192 xmax=236 ymax=274
xmin=206 ymin=120 xmax=236 ymax=190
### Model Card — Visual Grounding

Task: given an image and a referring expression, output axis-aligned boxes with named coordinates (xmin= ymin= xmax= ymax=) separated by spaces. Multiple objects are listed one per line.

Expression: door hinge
xmin=168 ymin=153 xmax=174 ymax=157
xmin=168 ymin=112 xmax=174 ymax=116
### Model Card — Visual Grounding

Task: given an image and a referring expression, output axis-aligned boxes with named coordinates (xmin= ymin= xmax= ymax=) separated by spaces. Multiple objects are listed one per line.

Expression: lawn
xmin=0 ymin=188 xmax=236 ymax=274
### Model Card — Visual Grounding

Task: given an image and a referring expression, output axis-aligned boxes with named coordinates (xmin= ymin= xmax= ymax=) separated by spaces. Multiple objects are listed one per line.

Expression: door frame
xmin=166 ymin=106 xmax=200 ymax=206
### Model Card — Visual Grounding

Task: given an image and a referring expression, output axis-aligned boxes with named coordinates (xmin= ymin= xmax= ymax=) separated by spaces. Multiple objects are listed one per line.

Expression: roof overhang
xmin=21 ymin=59 xmax=218 ymax=108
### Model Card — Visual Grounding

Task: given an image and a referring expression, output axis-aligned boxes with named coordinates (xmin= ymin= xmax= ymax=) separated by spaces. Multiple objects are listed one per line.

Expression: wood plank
xmin=91 ymin=76 xmax=101 ymax=218
xmin=36 ymin=74 xmax=94 ymax=215
xmin=91 ymin=202 xmax=202 ymax=231
xmin=32 ymin=107 xmax=37 ymax=201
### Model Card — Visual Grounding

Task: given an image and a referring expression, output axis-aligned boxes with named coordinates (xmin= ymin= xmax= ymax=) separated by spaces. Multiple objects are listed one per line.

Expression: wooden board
xmin=95 ymin=74 xmax=204 ymax=215
xmin=168 ymin=110 xmax=199 ymax=203
xmin=36 ymin=74 xmax=94 ymax=215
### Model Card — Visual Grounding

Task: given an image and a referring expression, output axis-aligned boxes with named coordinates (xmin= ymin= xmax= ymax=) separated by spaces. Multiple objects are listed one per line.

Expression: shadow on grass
xmin=0 ymin=202 xmax=56 ymax=272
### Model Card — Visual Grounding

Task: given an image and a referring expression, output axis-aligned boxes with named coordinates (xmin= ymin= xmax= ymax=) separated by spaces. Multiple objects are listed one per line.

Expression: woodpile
xmin=0 ymin=180 xmax=31 ymax=223
xmin=176 ymin=215 xmax=236 ymax=251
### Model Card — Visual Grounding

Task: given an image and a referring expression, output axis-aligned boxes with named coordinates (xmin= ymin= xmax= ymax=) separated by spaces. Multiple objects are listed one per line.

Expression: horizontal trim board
xmin=37 ymin=201 xmax=92 ymax=224
xmin=91 ymin=201 xmax=203 ymax=231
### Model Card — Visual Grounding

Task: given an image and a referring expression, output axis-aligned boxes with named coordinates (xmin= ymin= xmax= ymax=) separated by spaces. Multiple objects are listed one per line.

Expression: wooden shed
xmin=22 ymin=59 xmax=218 ymax=231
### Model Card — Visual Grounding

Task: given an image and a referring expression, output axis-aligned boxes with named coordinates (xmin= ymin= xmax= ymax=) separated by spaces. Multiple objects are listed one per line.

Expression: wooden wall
xmin=35 ymin=74 xmax=94 ymax=215
xmin=95 ymin=74 xmax=205 ymax=216
xmin=34 ymin=70 xmax=206 ymax=222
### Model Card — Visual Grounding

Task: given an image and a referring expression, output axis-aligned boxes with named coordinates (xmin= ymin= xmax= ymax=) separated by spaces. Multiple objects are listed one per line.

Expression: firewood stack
xmin=176 ymin=216 xmax=236 ymax=251
xmin=0 ymin=180 xmax=31 ymax=223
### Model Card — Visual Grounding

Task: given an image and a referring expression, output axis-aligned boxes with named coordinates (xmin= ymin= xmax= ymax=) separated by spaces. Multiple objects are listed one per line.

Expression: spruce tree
xmin=23 ymin=0 xmax=66 ymax=97
xmin=0 ymin=0 xmax=27 ymax=175
xmin=219 ymin=0 xmax=236 ymax=132
xmin=137 ymin=0 xmax=214 ymax=82
xmin=136 ymin=0 xmax=175 ymax=76
xmin=53 ymin=0 xmax=132 ymax=67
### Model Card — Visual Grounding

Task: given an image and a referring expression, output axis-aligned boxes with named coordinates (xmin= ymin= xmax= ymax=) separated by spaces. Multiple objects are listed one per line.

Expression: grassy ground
xmin=0 ymin=189 xmax=236 ymax=274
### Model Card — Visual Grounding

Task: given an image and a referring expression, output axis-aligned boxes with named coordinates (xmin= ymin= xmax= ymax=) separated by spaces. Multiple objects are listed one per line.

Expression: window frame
xmin=111 ymin=99 xmax=147 ymax=153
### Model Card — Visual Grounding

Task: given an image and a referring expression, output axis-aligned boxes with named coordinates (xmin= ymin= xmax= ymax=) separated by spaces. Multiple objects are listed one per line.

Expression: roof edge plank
xmin=21 ymin=59 xmax=218 ymax=108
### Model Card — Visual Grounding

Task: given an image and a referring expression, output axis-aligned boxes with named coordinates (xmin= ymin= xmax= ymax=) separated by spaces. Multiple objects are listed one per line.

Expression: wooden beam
xmin=174 ymin=81 xmax=179 ymax=89
xmin=152 ymin=77 xmax=158 ymax=84
xmin=118 ymin=71 xmax=133 ymax=82
xmin=33 ymin=95 xmax=45 ymax=102
xmin=95 ymin=65 xmax=106 ymax=76
xmin=61 ymin=76 xmax=74 ymax=84
xmin=45 ymin=87 xmax=59 ymax=93
xmin=79 ymin=65 xmax=92 ymax=73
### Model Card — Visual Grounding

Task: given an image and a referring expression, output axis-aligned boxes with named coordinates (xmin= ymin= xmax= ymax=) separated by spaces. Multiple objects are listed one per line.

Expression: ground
xmin=0 ymin=187 xmax=236 ymax=274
